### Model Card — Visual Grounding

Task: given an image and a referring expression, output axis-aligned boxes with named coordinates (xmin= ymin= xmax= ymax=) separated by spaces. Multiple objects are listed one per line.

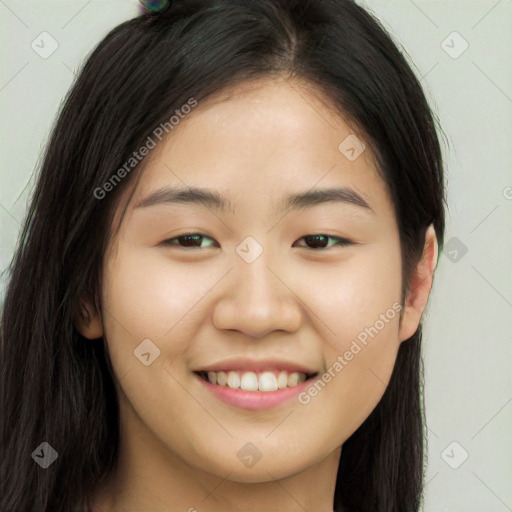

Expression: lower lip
xmin=195 ymin=373 xmax=313 ymax=410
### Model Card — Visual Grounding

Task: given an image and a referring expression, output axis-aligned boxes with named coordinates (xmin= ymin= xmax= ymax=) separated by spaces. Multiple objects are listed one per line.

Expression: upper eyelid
xmin=164 ymin=233 xmax=350 ymax=240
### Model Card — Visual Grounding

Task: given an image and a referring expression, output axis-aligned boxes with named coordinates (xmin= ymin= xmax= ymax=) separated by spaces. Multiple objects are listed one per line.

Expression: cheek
xmin=301 ymin=240 xmax=403 ymax=345
xmin=294 ymin=241 xmax=403 ymax=435
xmin=102 ymin=245 xmax=209 ymax=340
xmin=100 ymin=244 xmax=217 ymax=386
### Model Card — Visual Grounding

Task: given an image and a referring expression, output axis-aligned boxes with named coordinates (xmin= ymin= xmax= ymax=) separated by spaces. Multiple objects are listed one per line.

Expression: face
xmin=81 ymin=77 xmax=434 ymax=488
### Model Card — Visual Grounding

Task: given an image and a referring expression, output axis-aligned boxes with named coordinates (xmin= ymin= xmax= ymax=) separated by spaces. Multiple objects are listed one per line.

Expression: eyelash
xmin=161 ymin=232 xmax=354 ymax=251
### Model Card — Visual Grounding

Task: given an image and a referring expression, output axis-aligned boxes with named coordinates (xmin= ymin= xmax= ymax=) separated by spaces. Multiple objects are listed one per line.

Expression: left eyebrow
xmin=134 ymin=185 xmax=375 ymax=215
xmin=283 ymin=187 xmax=375 ymax=214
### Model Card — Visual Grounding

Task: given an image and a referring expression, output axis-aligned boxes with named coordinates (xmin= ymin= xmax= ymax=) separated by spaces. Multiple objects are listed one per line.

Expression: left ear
xmin=398 ymin=224 xmax=438 ymax=342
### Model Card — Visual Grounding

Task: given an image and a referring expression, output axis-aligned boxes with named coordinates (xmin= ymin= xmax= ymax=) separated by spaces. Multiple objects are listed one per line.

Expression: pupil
xmin=306 ymin=234 xmax=327 ymax=249
xmin=181 ymin=235 xmax=201 ymax=247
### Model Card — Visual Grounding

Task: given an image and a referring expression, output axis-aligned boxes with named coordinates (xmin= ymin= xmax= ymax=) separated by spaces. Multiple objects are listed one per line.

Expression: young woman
xmin=1 ymin=0 xmax=446 ymax=510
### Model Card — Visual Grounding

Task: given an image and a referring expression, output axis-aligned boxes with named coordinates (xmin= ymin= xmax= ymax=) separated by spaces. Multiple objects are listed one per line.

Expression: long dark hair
xmin=1 ymin=1 xmax=446 ymax=510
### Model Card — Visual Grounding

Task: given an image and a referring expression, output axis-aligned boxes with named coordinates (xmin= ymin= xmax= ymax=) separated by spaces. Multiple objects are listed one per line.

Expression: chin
xmin=190 ymin=445 xmax=322 ymax=484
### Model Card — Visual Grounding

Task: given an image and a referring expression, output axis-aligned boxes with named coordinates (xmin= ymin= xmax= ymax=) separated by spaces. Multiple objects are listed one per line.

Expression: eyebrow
xmin=134 ymin=185 xmax=375 ymax=215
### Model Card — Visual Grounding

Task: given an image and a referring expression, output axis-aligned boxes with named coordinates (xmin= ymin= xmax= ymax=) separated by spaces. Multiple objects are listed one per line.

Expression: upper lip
xmin=193 ymin=357 xmax=318 ymax=375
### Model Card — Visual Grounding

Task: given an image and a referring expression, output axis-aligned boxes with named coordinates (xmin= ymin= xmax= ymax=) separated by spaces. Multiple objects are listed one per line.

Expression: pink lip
xmin=196 ymin=373 xmax=313 ymax=411
xmin=193 ymin=357 xmax=316 ymax=375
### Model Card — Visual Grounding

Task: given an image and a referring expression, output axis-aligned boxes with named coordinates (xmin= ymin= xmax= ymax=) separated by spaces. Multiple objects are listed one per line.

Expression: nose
xmin=212 ymin=251 xmax=303 ymax=338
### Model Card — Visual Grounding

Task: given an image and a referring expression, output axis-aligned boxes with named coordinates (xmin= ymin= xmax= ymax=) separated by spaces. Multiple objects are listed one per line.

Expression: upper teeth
xmin=205 ymin=370 xmax=307 ymax=392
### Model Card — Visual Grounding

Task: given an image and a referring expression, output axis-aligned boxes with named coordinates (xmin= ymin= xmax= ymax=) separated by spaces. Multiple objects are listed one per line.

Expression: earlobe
xmin=398 ymin=224 xmax=438 ymax=342
xmin=75 ymin=298 xmax=104 ymax=340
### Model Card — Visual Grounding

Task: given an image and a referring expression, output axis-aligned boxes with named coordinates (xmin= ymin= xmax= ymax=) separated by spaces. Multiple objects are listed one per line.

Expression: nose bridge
xmin=238 ymin=246 xmax=279 ymax=304
xmin=235 ymin=234 xmax=279 ymax=294
xmin=212 ymin=237 xmax=302 ymax=337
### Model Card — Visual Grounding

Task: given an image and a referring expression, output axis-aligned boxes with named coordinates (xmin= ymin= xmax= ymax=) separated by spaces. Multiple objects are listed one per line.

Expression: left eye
xmin=294 ymin=234 xmax=353 ymax=250
xmin=162 ymin=233 xmax=353 ymax=250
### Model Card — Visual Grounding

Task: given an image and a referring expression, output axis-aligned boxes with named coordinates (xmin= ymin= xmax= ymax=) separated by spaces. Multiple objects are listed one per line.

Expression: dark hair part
xmin=1 ymin=1 xmax=446 ymax=511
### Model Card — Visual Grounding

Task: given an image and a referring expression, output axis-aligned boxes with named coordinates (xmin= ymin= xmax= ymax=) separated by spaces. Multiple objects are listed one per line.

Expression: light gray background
xmin=1 ymin=1 xmax=511 ymax=511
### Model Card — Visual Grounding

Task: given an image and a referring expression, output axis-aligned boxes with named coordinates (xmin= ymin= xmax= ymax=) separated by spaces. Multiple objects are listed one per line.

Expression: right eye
xmin=161 ymin=233 xmax=218 ymax=250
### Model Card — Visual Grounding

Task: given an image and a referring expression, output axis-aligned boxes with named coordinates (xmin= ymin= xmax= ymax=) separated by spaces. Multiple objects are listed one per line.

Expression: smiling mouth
xmin=195 ymin=370 xmax=318 ymax=392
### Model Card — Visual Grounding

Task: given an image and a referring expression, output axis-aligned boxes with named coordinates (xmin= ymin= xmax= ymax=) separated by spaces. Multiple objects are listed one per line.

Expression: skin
xmin=79 ymin=76 xmax=438 ymax=512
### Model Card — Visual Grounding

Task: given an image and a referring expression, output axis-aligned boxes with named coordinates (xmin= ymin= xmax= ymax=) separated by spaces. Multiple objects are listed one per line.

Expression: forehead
xmin=117 ymin=77 xmax=391 ymax=226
